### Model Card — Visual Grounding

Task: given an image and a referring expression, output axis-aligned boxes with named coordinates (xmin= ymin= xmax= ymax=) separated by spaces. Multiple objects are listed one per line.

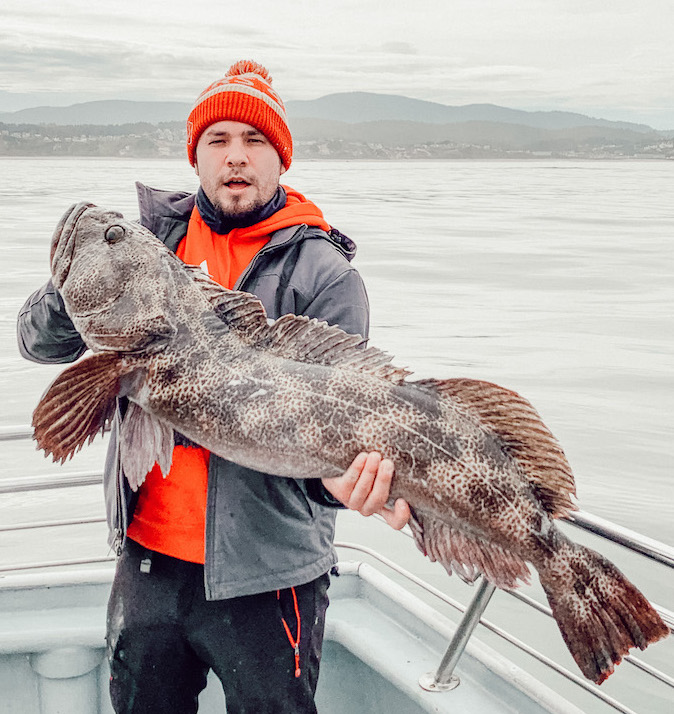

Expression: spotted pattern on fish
xmin=32 ymin=203 xmax=669 ymax=684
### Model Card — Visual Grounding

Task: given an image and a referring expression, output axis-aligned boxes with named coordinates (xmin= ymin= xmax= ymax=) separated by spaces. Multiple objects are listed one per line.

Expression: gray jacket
xmin=17 ymin=182 xmax=370 ymax=599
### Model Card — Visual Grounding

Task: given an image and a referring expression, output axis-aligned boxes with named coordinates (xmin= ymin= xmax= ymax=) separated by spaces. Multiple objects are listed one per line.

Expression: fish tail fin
xmin=538 ymin=540 xmax=669 ymax=684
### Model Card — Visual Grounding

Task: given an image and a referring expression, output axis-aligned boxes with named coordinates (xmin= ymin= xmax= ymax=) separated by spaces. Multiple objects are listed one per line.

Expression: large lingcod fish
xmin=33 ymin=202 xmax=668 ymax=684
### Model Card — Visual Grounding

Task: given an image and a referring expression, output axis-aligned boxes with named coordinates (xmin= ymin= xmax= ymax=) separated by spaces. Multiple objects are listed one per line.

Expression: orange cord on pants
xmin=277 ymin=587 xmax=301 ymax=678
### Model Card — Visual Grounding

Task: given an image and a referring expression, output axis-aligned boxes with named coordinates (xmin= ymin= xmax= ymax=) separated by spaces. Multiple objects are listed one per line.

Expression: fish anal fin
xmin=120 ymin=401 xmax=174 ymax=491
xmin=416 ymin=378 xmax=576 ymax=517
xmin=32 ymin=352 xmax=138 ymax=463
xmin=409 ymin=509 xmax=531 ymax=589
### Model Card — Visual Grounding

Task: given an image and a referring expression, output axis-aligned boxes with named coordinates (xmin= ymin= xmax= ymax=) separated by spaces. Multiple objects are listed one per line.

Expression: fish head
xmin=50 ymin=202 xmax=179 ymax=352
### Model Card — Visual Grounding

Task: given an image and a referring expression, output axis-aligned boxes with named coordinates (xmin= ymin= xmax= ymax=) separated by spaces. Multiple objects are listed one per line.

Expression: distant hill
xmin=0 ymin=100 xmax=191 ymax=126
xmin=286 ymin=92 xmax=655 ymax=134
xmin=2 ymin=93 xmax=671 ymax=160
xmin=0 ymin=92 xmax=657 ymax=134
xmin=289 ymin=117 xmax=666 ymax=152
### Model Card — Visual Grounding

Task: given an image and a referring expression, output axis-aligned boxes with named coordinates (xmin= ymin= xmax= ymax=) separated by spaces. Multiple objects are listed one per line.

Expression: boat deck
xmin=1 ymin=425 xmax=672 ymax=713
xmin=0 ymin=561 xmax=582 ymax=714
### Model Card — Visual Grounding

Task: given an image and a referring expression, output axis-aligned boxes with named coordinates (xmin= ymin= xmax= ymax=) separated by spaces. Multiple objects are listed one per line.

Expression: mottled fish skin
xmin=32 ymin=202 xmax=669 ymax=685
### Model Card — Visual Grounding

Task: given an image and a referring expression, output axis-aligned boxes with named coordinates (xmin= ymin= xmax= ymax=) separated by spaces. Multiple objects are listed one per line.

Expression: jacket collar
xmin=134 ymin=181 xmax=357 ymax=261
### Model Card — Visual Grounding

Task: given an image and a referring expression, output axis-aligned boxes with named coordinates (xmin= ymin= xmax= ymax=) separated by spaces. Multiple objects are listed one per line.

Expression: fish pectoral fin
xmin=415 ymin=378 xmax=577 ymax=518
xmin=409 ymin=509 xmax=531 ymax=589
xmin=119 ymin=402 xmax=174 ymax=491
xmin=32 ymin=352 xmax=138 ymax=464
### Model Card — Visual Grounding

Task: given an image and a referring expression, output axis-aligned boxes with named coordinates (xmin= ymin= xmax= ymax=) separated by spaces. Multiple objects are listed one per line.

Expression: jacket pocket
xmin=288 ymin=478 xmax=315 ymax=520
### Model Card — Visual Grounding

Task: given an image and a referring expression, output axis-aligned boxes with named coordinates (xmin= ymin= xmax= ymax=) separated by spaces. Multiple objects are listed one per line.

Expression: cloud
xmin=1 ymin=0 xmax=673 ymax=127
xmin=0 ymin=26 xmax=276 ymax=102
xmin=0 ymin=2 xmax=273 ymax=99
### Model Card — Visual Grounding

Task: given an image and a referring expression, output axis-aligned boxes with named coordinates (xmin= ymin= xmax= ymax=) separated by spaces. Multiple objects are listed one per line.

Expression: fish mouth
xmin=50 ymin=202 xmax=96 ymax=286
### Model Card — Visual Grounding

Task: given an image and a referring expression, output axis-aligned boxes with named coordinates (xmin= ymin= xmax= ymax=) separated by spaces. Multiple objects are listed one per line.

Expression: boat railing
xmin=2 ymin=425 xmax=673 ymax=714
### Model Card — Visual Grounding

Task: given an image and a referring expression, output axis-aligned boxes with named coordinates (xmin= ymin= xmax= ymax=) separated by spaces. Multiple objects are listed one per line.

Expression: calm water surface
xmin=0 ymin=158 xmax=672 ymax=710
xmin=1 ymin=157 xmax=671 ymax=534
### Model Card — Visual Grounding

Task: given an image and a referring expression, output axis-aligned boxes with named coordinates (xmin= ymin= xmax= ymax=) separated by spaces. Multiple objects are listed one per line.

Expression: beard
xmin=196 ymin=183 xmax=285 ymax=235
xmin=212 ymin=192 xmax=267 ymax=222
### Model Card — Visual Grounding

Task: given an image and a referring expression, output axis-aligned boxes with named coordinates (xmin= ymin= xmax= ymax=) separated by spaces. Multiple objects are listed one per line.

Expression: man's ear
xmin=194 ymin=159 xmax=199 ymax=177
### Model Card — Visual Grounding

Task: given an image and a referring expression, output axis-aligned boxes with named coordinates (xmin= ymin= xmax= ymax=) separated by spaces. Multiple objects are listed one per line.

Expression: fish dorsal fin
xmin=32 ymin=352 xmax=139 ymax=463
xmin=416 ymin=378 xmax=576 ymax=517
xmin=187 ymin=265 xmax=412 ymax=384
xmin=262 ymin=314 xmax=413 ymax=383
xmin=185 ymin=265 xmax=270 ymax=338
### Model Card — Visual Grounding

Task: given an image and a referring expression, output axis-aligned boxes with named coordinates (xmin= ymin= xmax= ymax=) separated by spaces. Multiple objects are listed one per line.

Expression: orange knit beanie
xmin=186 ymin=60 xmax=292 ymax=169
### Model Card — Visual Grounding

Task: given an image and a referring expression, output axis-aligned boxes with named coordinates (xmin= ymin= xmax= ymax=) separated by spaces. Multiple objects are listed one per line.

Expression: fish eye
xmin=105 ymin=225 xmax=125 ymax=243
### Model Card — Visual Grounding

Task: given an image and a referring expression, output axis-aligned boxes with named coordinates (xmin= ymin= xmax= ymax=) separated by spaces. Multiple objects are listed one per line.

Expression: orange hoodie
xmin=127 ymin=187 xmax=330 ymax=563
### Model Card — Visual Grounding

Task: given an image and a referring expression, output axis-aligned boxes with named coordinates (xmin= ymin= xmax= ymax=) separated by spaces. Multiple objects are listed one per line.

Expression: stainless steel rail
xmin=3 ymin=424 xmax=672 ymax=714
xmin=0 ymin=516 xmax=106 ymax=532
xmin=0 ymin=471 xmax=102 ymax=494
xmin=419 ymin=577 xmax=497 ymax=692
xmin=0 ymin=425 xmax=33 ymax=441
xmin=334 ymin=542 xmax=655 ymax=714
xmin=4 ymin=453 xmax=674 ymax=569
xmin=566 ymin=510 xmax=674 ymax=569
xmin=0 ymin=556 xmax=115 ymax=574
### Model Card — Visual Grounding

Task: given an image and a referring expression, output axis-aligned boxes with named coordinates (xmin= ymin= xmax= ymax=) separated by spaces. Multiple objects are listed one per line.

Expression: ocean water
xmin=0 ymin=158 xmax=672 ymax=711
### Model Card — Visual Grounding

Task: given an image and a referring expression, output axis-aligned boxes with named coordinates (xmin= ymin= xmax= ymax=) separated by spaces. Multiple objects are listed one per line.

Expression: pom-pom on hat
xmin=186 ymin=60 xmax=292 ymax=169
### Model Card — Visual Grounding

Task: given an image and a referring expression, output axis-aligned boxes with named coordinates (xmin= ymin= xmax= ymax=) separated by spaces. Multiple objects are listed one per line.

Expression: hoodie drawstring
xmin=277 ymin=586 xmax=301 ymax=678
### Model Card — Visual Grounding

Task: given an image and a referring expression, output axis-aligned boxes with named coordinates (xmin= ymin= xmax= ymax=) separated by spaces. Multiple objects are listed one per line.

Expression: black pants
xmin=106 ymin=539 xmax=330 ymax=714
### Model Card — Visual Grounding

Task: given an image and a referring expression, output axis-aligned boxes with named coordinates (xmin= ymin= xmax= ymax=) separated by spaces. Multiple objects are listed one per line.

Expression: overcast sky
xmin=2 ymin=0 xmax=673 ymax=128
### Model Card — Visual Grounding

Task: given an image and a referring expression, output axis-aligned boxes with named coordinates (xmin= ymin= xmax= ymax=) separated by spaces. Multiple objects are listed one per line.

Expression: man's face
xmin=194 ymin=120 xmax=285 ymax=218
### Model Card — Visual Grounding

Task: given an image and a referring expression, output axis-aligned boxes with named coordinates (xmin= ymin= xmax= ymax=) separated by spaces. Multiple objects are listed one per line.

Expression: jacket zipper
xmin=113 ymin=403 xmax=125 ymax=556
xmin=202 ymin=224 xmax=304 ymax=579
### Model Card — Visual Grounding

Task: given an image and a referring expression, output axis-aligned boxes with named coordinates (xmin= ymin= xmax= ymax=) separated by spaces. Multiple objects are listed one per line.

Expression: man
xmin=17 ymin=60 xmax=409 ymax=713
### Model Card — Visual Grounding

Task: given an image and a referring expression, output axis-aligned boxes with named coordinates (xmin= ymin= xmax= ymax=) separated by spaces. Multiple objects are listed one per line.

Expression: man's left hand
xmin=321 ymin=452 xmax=410 ymax=530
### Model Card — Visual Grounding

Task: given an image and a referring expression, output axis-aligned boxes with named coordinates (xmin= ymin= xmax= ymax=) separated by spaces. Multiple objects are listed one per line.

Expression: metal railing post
xmin=419 ymin=577 xmax=497 ymax=692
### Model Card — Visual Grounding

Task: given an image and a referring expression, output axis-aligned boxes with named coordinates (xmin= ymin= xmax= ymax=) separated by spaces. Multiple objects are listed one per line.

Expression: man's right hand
xmin=321 ymin=452 xmax=410 ymax=530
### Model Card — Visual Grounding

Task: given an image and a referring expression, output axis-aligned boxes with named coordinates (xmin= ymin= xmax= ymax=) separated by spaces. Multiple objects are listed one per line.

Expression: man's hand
xmin=322 ymin=452 xmax=410 ymax=530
